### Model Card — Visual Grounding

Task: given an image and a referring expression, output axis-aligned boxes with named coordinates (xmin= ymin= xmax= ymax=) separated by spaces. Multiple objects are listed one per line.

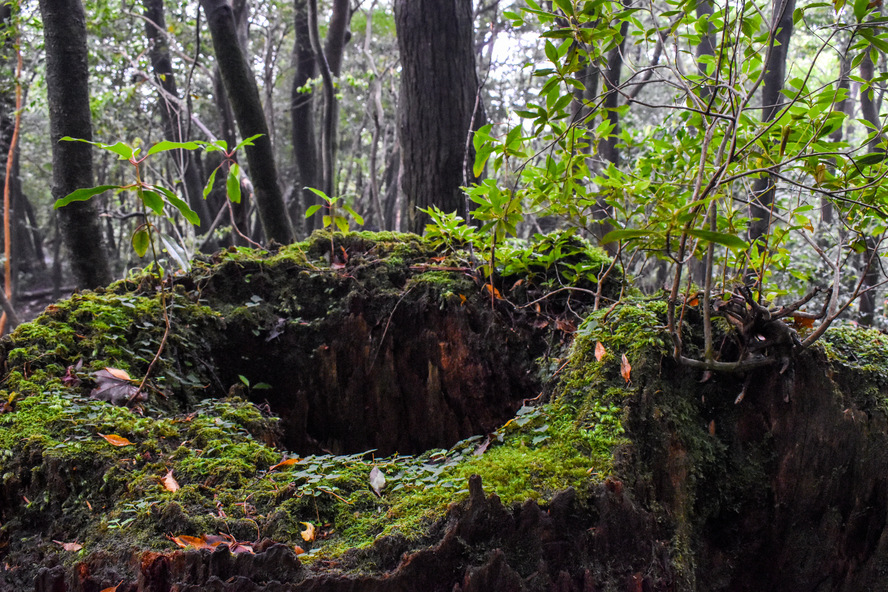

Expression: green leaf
xmin=227 ymin=163 xmax=241 ymax=203
xmin=305 ymin=204 xmax=323 ymax=218
xmin=153 ymin=186 xmax=201 ymax=226
xmin=685 ymin=228 xmax=748 ymax=250
xmin=856 ymin=152 xmax=888 ymax=166
xmin=54 ymin=185 xmax=119 ymax=209
xmin=60 ymin=137 xmax=135 ymax=160
xmin=203 ymin=167 xmax=219 ymax=200
xmin=140 ymin=189 xmax=165 ymax=216
xmin=334 ymin=217 xmax=349 ymax=233
xmin=145 ymin=140 xmax=201 ymax=157
xmin=306 ymin=186 xmax=332 ymax=202
xmin=600 ymin=228 xmax=652 ymax=243
xmin=342 ymin=204 xmax=364 ymax=226
xmin=234 ymin=133 xmax=264 ymax=152
xmin=132 ymin=227 xmax=151 ymax=257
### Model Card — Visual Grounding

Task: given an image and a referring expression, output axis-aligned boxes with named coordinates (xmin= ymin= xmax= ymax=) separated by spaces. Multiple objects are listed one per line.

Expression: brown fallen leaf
xmin=99 ymin=581 xmax=123 ymax=592
xmin=104 ymin=367 xmax=132 ymax=381
xmin=169 ymin=534 xmax=214 ymax=550
xmin=555 ymin=318 xmax=576 ymax=333
xmin=300 ymin=521 xmax=316 ymax=542
xmin=621 ymin=354 xmax=632 ymax=383
xmin=483 ymin=283 xmax=501 ymax=299
xmin=269 ymin=457 xmax=301 ymax=472
xmin=294 ymin=545 xmax=306 ymax=555
xmin=162 ymin=469 xmax=180 ymax=492
xmin=98 ymin=433 xmax=134 ymax=447
xmin=594 ymin=341 xmax=606 ymax=362
xmin=53 ymin=540 xmax=83 ymax=552
xmin=708 ymin=420 xmax=716 ymax=436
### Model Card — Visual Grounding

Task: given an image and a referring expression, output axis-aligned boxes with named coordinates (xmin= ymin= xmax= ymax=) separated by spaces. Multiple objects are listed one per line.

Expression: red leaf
xmin=620 ymin=354 xmax=632 ymax=383
xmin=98 ymin=433 xmax=134 ymax=447
xmin=53 ymin=540 xmax=83 ymax=552
xmin=269 ymin=457 xmax=300 ymax=472
xmin=162 ymin=469 xmax=180 ymax=492
xmin=594 ymin=342 xmax=606 ymax=362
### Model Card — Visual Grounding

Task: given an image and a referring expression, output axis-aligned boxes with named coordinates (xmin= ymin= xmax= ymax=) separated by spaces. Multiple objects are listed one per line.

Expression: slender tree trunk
xmin=748 ymin=0 xmax=796 ymax=244
xmin=395 ymin=0 xmax=481 ymax=234
xmin=824 ymin=51 xmax=851 ymax=225
xmin=291 ymin=0 xmax=320 ymax=233
xmin=200 ymin=0 xmax=293 ymax=244
xmin=38 ymin=0 xmax=112 ymax=289
xmin=591 ymin=21 xmax=628 ymax=251
xmin=857 ymin=50 xmax=883 ymax=325
xmin=143 ymin=0 xmax=210 ymax=233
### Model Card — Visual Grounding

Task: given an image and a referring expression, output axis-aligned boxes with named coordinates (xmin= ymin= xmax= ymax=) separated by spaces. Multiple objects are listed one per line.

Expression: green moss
xmin=0 ymin=231 xmax=632 ymax=572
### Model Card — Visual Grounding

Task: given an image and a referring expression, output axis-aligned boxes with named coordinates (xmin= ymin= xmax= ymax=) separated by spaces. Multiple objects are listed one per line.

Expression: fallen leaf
xmin=621 ymin=354 xmax=632 ymax=383
xmin=104 ymin=367 xmax=132 ymax=381
xmin=162 ymin=469 xmax=180 ymax=492
xmin=229 ymin=542 xmax=254 ymax=554
xmin=91 ymin=369 xmax=141 ymax=405
xmin=473 ymin=436 xmax=491 ymax=456
xmin=369 ymin=467 xmax=386 ymax=497
xmin=98 ymin=433 xmax=134 ymax=447
xmin=300 ymin=521 xmax=316 ymax=542
xmin=99 ymin=581 xmax=123 ymax=592
xmin=555 ymin=318 xmax=576 ymax=333
xmin=594 ymin=341 xmax=606 ymax=362
xmin=708 ymin=420 xmax=716 ymax=436
xmin=459 ymin=294 xmax=467 ymax=305
xmin=791 ymin=315 xmax=815 ymax=331
xmin=483 ymin=283 xmax=501 ymax=299
xmin=687 ymin=296 xmax=700 ymax=306
xmin=294 ymin=545 xmax=306 ymax=555
xmin=269 ymin=457 xmax=301 ymax=472
xmin=169 ymin=534 xmax=214 ymax=550
xmin=53 ymin=540 xmax=83 ymax=552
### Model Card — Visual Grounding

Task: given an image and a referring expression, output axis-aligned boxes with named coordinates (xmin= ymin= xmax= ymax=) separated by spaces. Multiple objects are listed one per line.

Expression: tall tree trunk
xmin=857 ymin=50 xmax=883 ymax=326
xmin=200 ymin=0 xmax=294 ymax=244
xmin=395 ymin=0 xmax=481 ymax=234
xmin=143 ymin=0 xmax=210 ymax=233
xmin=748 ymin=0 xmax=796 ymax=244
xmin=592 ymin=22 xmax=628 ymax=251
xmin=38 ymin=0 xmax=112 ymax=289
xmin=291 ymin=0 xmax=321 ymax=233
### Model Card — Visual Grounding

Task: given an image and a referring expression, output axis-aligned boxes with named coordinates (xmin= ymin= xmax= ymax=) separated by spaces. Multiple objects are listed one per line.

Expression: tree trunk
xmin=591 ymin=22 xmax=628 ymax=251
xmin=748 ymin=0 xmax=796 ymax=244
xmin=143 ymin=0 xmax=210 ymax=233
xmin=38 ymin=0 xmax=112 ymax=289
xmin=291 ymin=0 xmax=321 ymax=233
xmin=200 ymin=0 xmax=293 ymax=244
xmin=395 ymin=0 xmax=481 ymax=234
xmin=857 ymin=50 xmax=882 ymax=326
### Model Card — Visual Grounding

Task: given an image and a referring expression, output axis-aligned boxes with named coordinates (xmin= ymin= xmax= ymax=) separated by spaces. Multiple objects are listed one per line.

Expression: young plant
xmin=303 ymin=187 xmax=364 ymax=261
xmin=53 ymin=134 xmax=262 ymax=399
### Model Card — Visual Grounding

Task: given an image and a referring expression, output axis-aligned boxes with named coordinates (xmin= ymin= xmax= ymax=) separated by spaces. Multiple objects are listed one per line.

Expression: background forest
xmin=1 ymin=0 xmax=887 ymax=356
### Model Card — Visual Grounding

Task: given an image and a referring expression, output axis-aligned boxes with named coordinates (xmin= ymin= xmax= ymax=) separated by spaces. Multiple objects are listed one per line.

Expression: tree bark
xmin=856 ymin=51 xmax=882 ymax=326
xmin=291 ymin=0 xmax=321 ymax=233
xmin=143 ymin=0 xmax=211 ymax=233
xmin=748 ymin=0 xmax=796 ymax=244
xmin=200 ymin=0 xmax=294 ymax=244
xmin=395 ymin=0 xmax=481 ymax=234
xmin=38 ymin=0 xmax=112 ymax=289
xmin=592 ymin=22 xmax=628 ymax=252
